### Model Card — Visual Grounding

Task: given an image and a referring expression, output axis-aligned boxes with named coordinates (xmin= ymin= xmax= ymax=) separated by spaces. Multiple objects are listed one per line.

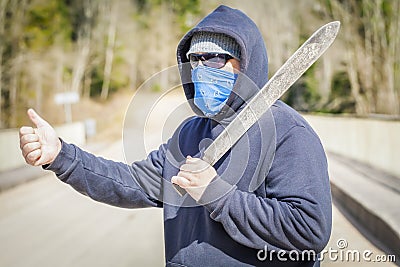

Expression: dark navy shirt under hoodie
xmin=46 ymin=5 xmax=332 ymax=267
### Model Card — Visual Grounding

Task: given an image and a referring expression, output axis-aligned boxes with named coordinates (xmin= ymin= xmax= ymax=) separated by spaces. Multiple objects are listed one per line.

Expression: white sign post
xmin=54 ymin=92 xmax=80 ymax=123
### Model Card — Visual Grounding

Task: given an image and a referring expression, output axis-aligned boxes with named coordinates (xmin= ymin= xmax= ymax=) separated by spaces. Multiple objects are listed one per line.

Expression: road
xmin=0 ymin=91 xmax=396 ymax=266
xmin=0 ymin=141 xmax=164 ymax=267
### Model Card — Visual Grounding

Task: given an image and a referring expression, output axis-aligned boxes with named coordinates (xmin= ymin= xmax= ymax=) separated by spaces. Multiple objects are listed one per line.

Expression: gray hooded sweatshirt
xmin=46 ymin=5 xmax=332 ymax=267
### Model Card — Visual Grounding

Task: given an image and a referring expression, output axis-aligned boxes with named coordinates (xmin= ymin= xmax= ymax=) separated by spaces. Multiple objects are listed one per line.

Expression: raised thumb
xmin=27 ymin=108 xmax=48 ymax=128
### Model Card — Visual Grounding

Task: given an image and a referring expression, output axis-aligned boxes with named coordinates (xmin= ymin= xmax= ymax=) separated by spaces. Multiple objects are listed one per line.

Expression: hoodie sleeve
xmin=45 ymin=140 xmax=164 ymax=208
xmin=199 ymin=126 xmax=332 ymax=253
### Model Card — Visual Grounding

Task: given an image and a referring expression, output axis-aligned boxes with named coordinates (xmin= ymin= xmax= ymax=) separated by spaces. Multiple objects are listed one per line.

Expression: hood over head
xmin=177 ymin=5 xmax=269 ymax=123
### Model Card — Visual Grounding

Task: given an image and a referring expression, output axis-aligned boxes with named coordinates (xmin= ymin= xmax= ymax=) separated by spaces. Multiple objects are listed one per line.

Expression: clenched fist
xmin=171 ymin=156 xmax=217 ymax=201
xmin=19 ymin=109 xmax=61 ymax=166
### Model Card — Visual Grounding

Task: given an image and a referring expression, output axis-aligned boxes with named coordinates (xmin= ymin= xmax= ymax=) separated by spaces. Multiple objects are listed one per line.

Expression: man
xmin=19 ymin=5 xmax=331 ymax=267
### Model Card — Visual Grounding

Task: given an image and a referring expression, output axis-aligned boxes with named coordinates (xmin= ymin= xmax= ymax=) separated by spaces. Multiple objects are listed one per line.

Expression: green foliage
xmin=282 ymin=64 xmax=321 ymax=112
xmin=89 ymin=66 xmax=104 ymax=97
xmin=323 ymin=71 xmax=355 ymax=113
xmin=170 ymin=0 xmax=201 ymax=32
xmin=89 ymin=62 xmax=127 ymax=98
xmin=133 ymin=0 xmax=200 ymax=33
xmin=303 ymin=65 xmax=321 ymax=104
xmin=64 ymin=0 xmax=100 ymax=41
xmin=330 ymin=71 xmax=352 ymax=99
xmin=24 ymin=0 xmax=72 ymax=50
xmin=151 ymin=83 xmax=162 ymax=92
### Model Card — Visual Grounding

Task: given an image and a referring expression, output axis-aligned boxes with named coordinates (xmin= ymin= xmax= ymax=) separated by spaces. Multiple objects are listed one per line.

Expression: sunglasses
xmin=189 ymin=53 xmax=233 ymax=69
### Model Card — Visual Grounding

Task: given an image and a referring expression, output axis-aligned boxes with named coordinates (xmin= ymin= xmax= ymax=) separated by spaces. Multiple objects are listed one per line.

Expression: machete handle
xmin=173 ymin=183 xmax=187 ymax=196
xmin=172 ymin=151 xmax=216 ymax=197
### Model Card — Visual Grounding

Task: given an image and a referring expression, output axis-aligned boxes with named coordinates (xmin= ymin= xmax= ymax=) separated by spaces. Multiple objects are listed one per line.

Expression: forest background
xmin=0 ymin=0 xmax=399 ymax=129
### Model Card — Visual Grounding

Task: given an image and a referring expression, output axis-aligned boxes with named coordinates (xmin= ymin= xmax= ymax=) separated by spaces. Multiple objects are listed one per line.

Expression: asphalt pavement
xmin=0 ymin=139 xmax=397 ymax=267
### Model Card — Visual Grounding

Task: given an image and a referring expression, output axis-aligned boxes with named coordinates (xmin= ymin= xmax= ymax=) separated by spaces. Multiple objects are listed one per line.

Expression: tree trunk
xmin=158 ymin=2 xmax=170 ymax=91
xmin=395 ymin=1 xmax=400 ymax=114
xmin=9 ymin=0 xmax=28 ymax=127
xmin=0 ymin=0 xmax=8 ymax=128
xmin=10 ymin=54 xmax=23 ymax=127
xmin=387 ymin=0 xmax=400 ymax=115
xmin=71 ymin=40 xmax=90 ymax=94
xmin=83 ymin=71 xmax=92 ymax=98
xmin=346 ymin=50 xmax=369 ymax=115
xmin=101 ymin=2 xmax=118 ymax=100
xmin=370 ymin=0 xmax=399 ymax=114
xmin=319 ymin=56 xmax=333 ymax=104
xmin=70 ymin=1 xmax=96 ymax=95
xmin=0 ymin=45 xmax=3 ymax=128
xmin=34 ymin=65 xmax=43 ymax=114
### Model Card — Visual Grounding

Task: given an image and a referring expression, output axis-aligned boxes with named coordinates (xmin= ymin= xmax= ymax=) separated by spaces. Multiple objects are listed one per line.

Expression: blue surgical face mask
xmin=192 ymin=65 xmax=238 ymax=117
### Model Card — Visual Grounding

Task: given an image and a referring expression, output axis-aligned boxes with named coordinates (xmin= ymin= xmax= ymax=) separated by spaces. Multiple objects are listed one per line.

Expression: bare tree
xmin=394 ymin=1 xmax=400 ymax=109
xmin=101 ymin=2 xmax=119 ymax=100
xmin=7 ymin=0 xmax=29 ymax=127
xmin=332 ymin=1 xmax=370 ymax=114
xmin=70 ymin=1 xmax=97 ymax=95
xmin=0 ymin=0 xmax=9 ymax=128
xmin=320 ymin=0 xmax=400 ymax=115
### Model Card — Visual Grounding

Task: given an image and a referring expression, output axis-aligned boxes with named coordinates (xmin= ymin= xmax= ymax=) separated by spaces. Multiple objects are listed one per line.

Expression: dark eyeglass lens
xmin=189 ymin=54 xmax=228 ymax=69
xmin=206 ymin=55 xmax=225 ymax=68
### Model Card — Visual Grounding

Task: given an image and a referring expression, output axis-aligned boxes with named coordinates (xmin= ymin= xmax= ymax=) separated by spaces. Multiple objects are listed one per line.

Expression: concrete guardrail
xmin=304 ymin=114 xmax=400 ymax=178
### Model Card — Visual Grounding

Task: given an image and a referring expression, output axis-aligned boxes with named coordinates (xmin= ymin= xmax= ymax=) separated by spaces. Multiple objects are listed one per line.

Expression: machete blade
xmin=174 ymin=21 xmax=341 ymax=196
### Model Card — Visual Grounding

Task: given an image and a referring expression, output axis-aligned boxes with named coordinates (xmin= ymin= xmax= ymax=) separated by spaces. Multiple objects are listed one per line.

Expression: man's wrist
xmin=43 ymin=139 xmax=76 ymax=175
xmin=47 ymin=138 xmax=63 ymax=165
xmin=55 ymin=138 xmax=62 ymax=160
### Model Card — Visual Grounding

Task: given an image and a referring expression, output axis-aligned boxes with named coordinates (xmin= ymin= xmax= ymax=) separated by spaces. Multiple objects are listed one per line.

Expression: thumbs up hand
xmin=19 ymin=109 xmax=62 ymax=166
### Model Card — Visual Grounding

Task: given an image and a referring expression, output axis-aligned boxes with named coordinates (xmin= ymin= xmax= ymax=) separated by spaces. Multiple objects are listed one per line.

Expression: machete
xmin=174 ymin=21 xmax=341 ymax=196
